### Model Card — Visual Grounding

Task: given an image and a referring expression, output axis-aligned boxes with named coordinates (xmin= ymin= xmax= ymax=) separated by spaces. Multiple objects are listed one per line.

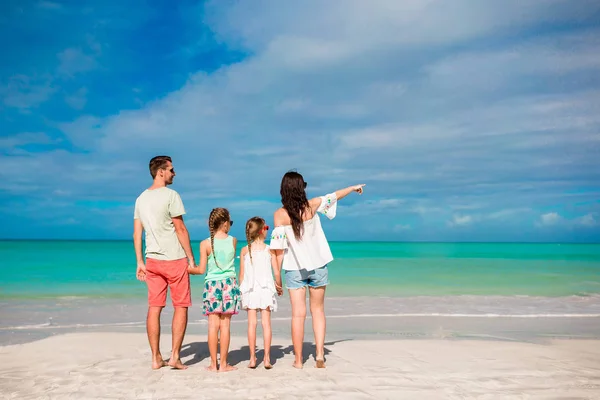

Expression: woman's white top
xmin=269 ymin=192 xmax=337 ymax=271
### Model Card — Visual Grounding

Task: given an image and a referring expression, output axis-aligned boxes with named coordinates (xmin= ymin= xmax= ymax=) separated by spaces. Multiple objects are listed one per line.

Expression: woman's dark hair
xmin=280 ymin=171 xmax=310 ymax=239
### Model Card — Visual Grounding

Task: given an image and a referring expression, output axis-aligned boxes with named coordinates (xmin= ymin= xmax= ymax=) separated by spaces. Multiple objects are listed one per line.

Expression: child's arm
xmin=239 ymin=246 xmax=247 ymax=285
xmin=270 ymin=249 xmax=283 ymax=296
xmin=189 ymin=240 xmax=209 ymax=275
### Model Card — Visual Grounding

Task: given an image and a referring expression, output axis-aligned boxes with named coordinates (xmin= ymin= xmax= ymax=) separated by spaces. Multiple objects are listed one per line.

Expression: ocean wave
xmin=2 ymin=312 xmax=599 ymax=331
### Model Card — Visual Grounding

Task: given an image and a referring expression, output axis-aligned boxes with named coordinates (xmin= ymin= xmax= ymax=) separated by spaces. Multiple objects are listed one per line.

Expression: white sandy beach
xmin=1 ymin=333 xmax=599 ymax=399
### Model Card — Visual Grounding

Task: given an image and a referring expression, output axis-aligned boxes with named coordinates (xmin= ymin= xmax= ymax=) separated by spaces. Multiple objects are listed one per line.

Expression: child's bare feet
xmin=219 ymin=364 xmax=237 ymax=372
xmin=264 ymin=356 xmax=272 ymax=369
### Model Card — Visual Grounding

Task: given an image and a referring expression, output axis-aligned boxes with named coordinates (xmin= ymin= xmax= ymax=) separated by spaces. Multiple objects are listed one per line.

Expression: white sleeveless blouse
xmin=269 ymin=192 xmax=338 ymax=271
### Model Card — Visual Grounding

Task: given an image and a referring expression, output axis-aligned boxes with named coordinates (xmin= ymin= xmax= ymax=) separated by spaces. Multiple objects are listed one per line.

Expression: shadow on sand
xmin=182 ymin=339 xmax=352 ymax=367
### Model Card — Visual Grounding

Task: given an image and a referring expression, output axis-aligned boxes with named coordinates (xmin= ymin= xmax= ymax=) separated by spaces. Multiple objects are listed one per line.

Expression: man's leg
xmin=167 ymin=306 xmax=188 ymax=370
xmin=145 ymin=258 xmax=168 ymax=370
xmin=147 ymin=306 xmax=167 ymax=369
xmin=167 ymin=257 xmax=191 ymax=370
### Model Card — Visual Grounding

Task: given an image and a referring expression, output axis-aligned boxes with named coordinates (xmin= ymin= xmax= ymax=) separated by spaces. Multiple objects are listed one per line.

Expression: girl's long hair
xmin=208 ymin=207 xmax=230 ymax=268
xmin=245 ymin=216 xmax=266 ymax=264
xmin=280 ymin=171 xmax=309 ymax=239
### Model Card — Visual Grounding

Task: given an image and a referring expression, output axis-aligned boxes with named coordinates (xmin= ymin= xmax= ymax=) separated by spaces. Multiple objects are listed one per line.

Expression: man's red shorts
xmin=145 ymin=257 xmax=191 ymax=307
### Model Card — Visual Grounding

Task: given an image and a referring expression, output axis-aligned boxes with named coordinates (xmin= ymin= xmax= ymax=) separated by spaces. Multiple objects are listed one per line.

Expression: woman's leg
xmin=206 ymin=314 xmax=220 ymax=371
xmin=247 ymin=309 xmax=258 ymax=368
xmin=261 ymin=308 xmax=272 ymax=368
xmin=289 ymin=287 xmax=307 ymax=368
xmin=218 ymin=314 xmax=237 ymax=372
xmin=309 ymin=286 xmax=326 ymax=367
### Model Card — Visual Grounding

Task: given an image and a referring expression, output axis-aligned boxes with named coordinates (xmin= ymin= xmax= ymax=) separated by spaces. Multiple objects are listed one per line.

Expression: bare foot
xmin=264 ymin=357 xmax=272 ymax=369
xmin=152 ymin=359 xmax=168 ymax=370
xmin=292 ymin=361 xmax=303 ymax=369
xmin=167 ymin=359 xmax=188 ymax=370
xmin=205 ymin=364 xmax=218 ymax=372
xmin=248 ymin=358 xmax=257 ymax=369
xmin=219 ymin=364 xmax=237 ymax=373
xmin=316 ymin=358 xmax=326 ymax=369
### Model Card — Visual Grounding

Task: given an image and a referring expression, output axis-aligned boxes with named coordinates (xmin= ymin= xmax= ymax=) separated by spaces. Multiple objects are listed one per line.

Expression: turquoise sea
xmin=2 ymin=240 xmax=600 ymax=344
xmin=2 ymin=240 xmax=600 ymax=299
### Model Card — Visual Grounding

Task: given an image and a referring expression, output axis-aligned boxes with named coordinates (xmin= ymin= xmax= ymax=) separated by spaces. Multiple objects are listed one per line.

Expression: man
xmin=133 ymin=155 xmax=195 ymax=370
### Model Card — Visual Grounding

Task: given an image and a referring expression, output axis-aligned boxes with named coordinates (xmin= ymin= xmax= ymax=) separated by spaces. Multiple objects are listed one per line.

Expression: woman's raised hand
xmin=352 ymin=184 xmax=365 ymax=195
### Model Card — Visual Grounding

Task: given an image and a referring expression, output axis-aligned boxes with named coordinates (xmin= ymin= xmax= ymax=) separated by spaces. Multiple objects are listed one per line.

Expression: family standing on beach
xmin=133 ymin=156 xmax=365 ymax=371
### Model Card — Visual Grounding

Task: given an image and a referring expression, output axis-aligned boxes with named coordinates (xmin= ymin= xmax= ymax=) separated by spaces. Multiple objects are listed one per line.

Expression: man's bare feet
xmin=219 ymin=364 xmax=237 ymax=372
xmin=152 ymin=359 xmax=168 ymax=370
xmin=205 ymin=364 xmax=218 ymax=372
xmin=167 ymin=359 xmax=188 ymax=370
xmin=247 ymin=358 xmax=257 ymax=369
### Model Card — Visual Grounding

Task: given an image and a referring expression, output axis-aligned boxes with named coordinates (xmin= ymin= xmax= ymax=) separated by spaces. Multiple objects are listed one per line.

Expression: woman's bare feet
xmin=315 ymin=358 xmax=326 ymax=368
xmin=168 ymin=359 xmax=188 ymax=370
xmin=248 ymin=357 xmax=257 ymax=369
xmin=152 ymin=358 xmax=168 ymax=370
xmin=292 ymin=361 xmax=303 ymax=369
xmin=218 ymin=364 xmax=237 ymax=372
xmin=205 ymin=363 xmax=218 ymax=372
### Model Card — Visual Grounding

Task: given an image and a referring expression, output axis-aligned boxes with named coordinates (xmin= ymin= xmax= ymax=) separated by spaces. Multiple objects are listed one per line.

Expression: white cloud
xmin=393 ymin=224 xmax=411 ymax=231
xmin=1 ymin=74 xmax=56 ymax=110
xmin=575 ymin=213 xmax=599 ymax=227
xmin=0 ymin=132 xmax=56 ymax=149
xmin=64 ymin=87 xmax=88 ymax=110
xmin=448 ymin=214 xmax=474 ymax=227
xmin=57 ymin=48 xmax=98 ymax=77
xmin=2 ymin=1 xmax=600 ymax=239
xmin=539 ymin=212 xmax=562 ymax=226
xmin=37 ymin=1 xmax=63 ymax=10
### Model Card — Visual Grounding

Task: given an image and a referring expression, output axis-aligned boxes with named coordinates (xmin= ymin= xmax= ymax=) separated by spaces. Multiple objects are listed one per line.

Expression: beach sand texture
xmin=1 ymin=333 xmax=599 ymax=399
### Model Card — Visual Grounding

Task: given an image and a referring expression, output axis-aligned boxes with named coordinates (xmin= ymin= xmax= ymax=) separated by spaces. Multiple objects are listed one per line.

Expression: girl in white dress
xmin=239 ymin=217 xmax=283 ymax=369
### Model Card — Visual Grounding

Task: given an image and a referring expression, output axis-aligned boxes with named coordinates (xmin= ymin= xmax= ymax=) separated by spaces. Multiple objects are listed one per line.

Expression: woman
xmin=270 ymin=171 xmax=364 ymax=368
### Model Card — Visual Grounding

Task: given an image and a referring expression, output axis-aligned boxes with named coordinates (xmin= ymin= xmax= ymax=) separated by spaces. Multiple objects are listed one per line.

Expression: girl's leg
xmin=261 ymin=308 xmax=272 ymax=368
xmin=218 ymin=314 xmax=237 ymax=372
xmin=289 ymin=287 xmax=307 ymax=368
xmin=309 ymin=286 xmax=326 ymax=368
xmin=206 ymin=314 xmax=220 ymax=371
xmin=247 ymin=309 xmax=258 ymax=368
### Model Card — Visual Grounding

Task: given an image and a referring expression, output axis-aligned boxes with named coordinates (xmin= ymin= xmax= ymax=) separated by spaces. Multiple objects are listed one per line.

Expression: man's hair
xmin=149 ymin=156 xmax=172 ymax=178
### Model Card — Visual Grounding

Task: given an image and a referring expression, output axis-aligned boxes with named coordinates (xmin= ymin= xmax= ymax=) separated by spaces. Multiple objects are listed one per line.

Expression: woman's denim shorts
xmin=284 ymin=265 xmax=329 ymax=289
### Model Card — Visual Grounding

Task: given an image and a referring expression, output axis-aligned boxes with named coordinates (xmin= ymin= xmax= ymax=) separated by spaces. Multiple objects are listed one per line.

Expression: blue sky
xmin=1 ymin=0 xmax=599 ymax=242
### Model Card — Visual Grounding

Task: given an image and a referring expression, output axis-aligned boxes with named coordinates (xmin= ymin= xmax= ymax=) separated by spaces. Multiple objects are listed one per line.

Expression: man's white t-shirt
xmin=134 ymin=187 xmax=187 ymax=261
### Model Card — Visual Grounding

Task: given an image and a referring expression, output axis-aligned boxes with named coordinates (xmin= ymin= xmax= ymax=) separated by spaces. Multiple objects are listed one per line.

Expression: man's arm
xmin=172 ymin=216 xmax=195 ymax=266
xmin=133 ymin=219 xmax=146 ymax=281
